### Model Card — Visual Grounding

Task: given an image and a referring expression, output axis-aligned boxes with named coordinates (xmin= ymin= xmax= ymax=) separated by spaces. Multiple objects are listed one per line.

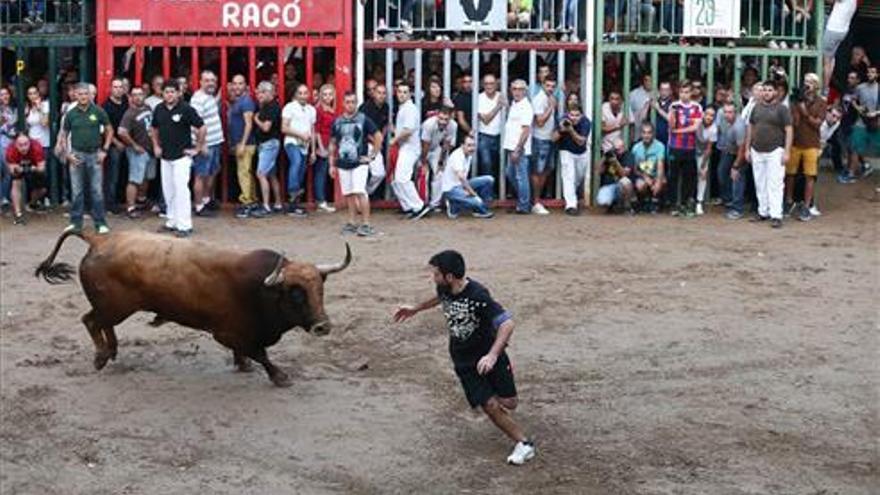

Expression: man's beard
xmin=436 ymin=282 xmax=453 ymax=296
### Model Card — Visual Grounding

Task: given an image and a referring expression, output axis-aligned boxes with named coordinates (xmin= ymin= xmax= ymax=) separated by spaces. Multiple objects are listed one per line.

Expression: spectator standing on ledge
xmin=253 ymin=81 xmax=284 ymax=216
xmin=667 ymin=81 xmax=703 ymax=217
xmin=58 ymin=83 xmax=114 ymax=235
xmin=227 ymin=74 xmax=259 ymax=218
xmin=190 ymin=71 xmax=225 ymax=216
xmin=102 ymin=78 xmax=129 ymax=215
xmin=477 ymin=74 xmax=505 ymax=178
xmin=503 ymin=79 xmax=534 ymax=215
xmin=281 ymin=83 xmax=316 ymax=217
xmin=390 ymin=82 xmax=430 ymax=220
xmin=117 ymin=86 xmax=154 ymax=219
xmin=746 ymin=81 xmax=793 ymax=229
xmin=785 ymin=73 xmax=826 ymax=222
xmin=151 ymin=81 xmax=206 ymax=238
xmin=529 ymin=72 xmax=558 ymax=215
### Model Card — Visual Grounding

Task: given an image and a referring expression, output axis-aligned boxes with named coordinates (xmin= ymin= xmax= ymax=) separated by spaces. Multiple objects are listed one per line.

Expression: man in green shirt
xmin=58 ymin=82 xmax=114 ymax=234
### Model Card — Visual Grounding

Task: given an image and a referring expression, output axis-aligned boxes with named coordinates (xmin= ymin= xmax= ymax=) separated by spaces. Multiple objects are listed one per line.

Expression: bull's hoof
xmin=235 ymin=360 xmax=255 ymax=373
xmin=93 ymin=352 xmax=112 ymax=370
xmin=270 ymin=372 xmax=292 ymax=388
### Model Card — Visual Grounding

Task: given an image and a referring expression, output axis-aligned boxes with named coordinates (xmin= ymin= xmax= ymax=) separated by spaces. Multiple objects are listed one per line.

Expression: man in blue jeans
xmin=102 ymin=77 xmax=129 ymax=215
xmin=57 ymin=83 xmax=114 ymax=234
xmin=503 ymin=80 xmax=533 ymax=214
xmin=281 ymin=84 xmax=315 ymax=217
xmin=477 ymin=74 xmax=504 ymax=178
xmin=442 ymin=135 xmax=494 ymax=219
xmin=715 ymin=103 xmax=748 ymax=219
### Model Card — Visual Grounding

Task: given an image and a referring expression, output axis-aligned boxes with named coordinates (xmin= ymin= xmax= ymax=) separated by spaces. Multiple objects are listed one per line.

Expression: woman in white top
xmin=695 ymin=106 xmax=718 ymax=215
xmin=25 ymin=86 xmax=50 ymax=153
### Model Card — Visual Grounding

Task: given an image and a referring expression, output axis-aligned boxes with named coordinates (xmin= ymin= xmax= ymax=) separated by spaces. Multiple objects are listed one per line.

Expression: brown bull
xmin=35 ymin=230 xmax=351 ymax=387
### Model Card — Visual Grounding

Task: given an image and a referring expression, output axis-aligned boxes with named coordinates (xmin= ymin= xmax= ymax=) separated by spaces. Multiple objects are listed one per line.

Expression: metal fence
xmin=602 ymin=0 xmax=819 ymax=47
xmin=0 ymin=0 xmax=88 ymax=35
xmin=367 ymin=0 xmax=587 ymax=41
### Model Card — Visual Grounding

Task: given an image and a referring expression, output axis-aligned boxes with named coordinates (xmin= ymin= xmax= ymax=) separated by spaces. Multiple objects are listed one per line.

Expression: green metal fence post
xmin=48 ymin=45 xmax=59 ymax=205
xmin=622 ymin=53 xmax=631 ymax=144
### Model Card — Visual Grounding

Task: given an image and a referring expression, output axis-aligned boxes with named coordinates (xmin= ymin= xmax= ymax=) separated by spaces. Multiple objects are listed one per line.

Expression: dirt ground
xmin=1 ymin=176 xmax=877 ymax=495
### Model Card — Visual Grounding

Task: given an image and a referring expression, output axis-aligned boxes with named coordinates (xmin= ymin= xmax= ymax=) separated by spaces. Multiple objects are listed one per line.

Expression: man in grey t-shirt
xmin=745 ymin=82 xmax=792 ymax=228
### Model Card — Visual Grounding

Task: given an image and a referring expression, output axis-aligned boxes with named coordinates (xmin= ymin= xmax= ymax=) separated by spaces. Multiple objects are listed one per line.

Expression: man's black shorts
xmin=454 ymin=352 xmax=517 ymax=408
xmin=12 ymin=170 xmax=47 ymax=191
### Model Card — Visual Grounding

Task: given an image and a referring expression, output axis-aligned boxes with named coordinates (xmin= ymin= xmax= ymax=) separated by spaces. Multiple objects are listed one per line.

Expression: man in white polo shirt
xmin=189 ymin=71 xmax=224 ymax=216
xmin=281 ymin=83 xmax=316 ymax=217
xmin=477 ymin=74 xmax=505 ymax=177
xmin=503 ymin=79 xmax=534 ymax=215
xmin=390 ymin=82 xmax=430 ymax=220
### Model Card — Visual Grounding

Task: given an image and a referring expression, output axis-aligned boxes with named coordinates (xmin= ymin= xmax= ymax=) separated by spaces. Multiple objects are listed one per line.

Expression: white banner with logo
xmin=683 ymin=0 xmax=741 ymax=38
xmin=446 ymin=0 xmax=506 ymax=31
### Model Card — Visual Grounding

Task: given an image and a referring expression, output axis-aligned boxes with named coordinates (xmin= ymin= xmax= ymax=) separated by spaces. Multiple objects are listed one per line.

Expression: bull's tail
xmin=34 ymin=229 xmax=91 ymax=284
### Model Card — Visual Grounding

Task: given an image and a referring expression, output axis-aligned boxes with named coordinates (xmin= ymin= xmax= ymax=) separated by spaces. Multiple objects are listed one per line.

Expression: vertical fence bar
xmin=556 ymin=48 xmax=566 ymax=199
xmin=733 ymin=53 xmax=742 ymax=110
xmin=500 ymin=48 xmax=509 ymax=201
xmin=134 ymin=46 xmax=144 ymax=87
xmin=678 ymin=51 xmax=686 ymax=83
xmin=707 ymin=53 xmax=715 ymax=109
xmin=528 ymin=50 xmax=537 ymax=92
xmin=622 ymin=52 xmax=631 ymax=144
xmin=443 ymin=48 xmax=452 ymax=100
xmin=471 ymin=48 xmax=479 ymax=179
xmin=815 ymin=0 xmax=825 ymax=82
xmin=761 ymin=54 xmax=768 ymax=81
xmin=414 ymin=48 xmax=423 ymax=118
xmin=650 ymin=53 xmax=659 ymax=125
xmin=220 ymin=45 xmax=228 ymax=203
xmin=385 ymin=47 xmax=394 ymax=201
xmin=48 ymin=45 xmax=59 ymax=205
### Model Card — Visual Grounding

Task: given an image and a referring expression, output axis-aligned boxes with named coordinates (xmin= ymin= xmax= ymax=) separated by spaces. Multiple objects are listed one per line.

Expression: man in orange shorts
xmin=785 ymin=73 xmax=826 ymax=222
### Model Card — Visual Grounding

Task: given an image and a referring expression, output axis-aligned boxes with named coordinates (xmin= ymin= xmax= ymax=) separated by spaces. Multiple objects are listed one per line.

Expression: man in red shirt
xmin=5 ymin=133 xmax=47 ymax=225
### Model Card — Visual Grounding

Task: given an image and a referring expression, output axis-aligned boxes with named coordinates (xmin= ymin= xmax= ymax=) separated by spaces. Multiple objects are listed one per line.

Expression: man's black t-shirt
xmin=151 ymin=101 xmax=204 ymax=160
xmin=255 ymin=100 xmax=282 ymax=144
xmin=438 ymin=279 xmax=511 ymax=369
xmin=453 ymin=92 xmax=473 ymax=143
xmin=102 ymin=97 xmax=128 ymax=130
xmin=359 ymin=100 xmax=389 ymax=133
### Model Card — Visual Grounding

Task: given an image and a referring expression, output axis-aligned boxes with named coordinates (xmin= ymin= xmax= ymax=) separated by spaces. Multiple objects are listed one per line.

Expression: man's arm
xmin=534 ymin=98 xmax=555 ymax=128
xmin=478 ymin=97 xmax=504 ymax=125
xmin=456 ymin=109 xmax=471 ymax=135
xmin=281 ymin=117 xmax=310 ymax=142
xmin=393 ymin=297 xmax=441 ymax=323
xmin=238 ymin=109 xmax=255 ymax=154
xmin=744 ymin=124 xmax=752 ymax=162
xmin=783 ymin=124 xmax=793 ymax=164
xmin=477 ymin=319 xmax=515 ymax=375
xmin=151 ymin=127 xmax=162 ymax=157
xmin=328 ymin=136 xmax=337 ymax=175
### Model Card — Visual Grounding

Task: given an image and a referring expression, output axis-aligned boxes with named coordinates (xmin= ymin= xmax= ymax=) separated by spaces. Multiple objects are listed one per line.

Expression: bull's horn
xmin=316 ymin=243 xmax=352 ymax=276
xmin=263 ymin=251 xmax=286 ymax=286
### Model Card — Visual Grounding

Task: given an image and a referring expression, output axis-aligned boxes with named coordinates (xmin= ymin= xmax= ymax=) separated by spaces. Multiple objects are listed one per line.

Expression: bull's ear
xmin=263 ymin=252 xmax=286 ymax=287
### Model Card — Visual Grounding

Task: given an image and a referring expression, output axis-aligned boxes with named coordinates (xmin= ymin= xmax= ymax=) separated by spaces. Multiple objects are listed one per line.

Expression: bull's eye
xmin=289 ymin=287 xmax=306 ymax=305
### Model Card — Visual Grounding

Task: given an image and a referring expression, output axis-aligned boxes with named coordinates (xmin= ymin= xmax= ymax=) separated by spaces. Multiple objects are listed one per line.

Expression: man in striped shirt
xmin=666 ymin=81 xmax=703 ymax=216
xmin=190 ymin=71 xmax=225 ymax=216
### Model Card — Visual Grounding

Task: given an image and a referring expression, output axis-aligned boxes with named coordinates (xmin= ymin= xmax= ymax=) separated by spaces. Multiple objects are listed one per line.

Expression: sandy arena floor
xmin=1 ymin=177 xmax=877 ymax=495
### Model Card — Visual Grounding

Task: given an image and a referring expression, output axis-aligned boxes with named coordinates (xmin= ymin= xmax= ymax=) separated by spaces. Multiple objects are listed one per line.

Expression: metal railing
xmin=601 ymin=0 xmax=818 ymax=47
xmin=0 ymin=0 xmax=88 ymax=35
xmin=367 ymin=0 xmax=586 ymax=41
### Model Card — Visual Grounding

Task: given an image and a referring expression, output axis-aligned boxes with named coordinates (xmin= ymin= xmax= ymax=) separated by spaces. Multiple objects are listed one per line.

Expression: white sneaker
xmin=317 ymin=201 xmax=336 ymax=213
xmin=809 ymin=206 xmax=821 ymax=217
xmin=695 ymin=203 xmax=704 ymax=216
xmin=531 ymin=203 xmax=550 ymax=215
xmin=506 ymin=441 xmax=536 ymax=465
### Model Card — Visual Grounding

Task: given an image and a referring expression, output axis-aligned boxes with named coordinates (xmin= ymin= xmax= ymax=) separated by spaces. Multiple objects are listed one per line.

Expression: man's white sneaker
xmin=809 ymin=206 xmax=821 ymax=217
xmin=531 ymin=203 xmax=550 ymax=215
xmin=317 ymin=201 xmax=336 ymax=213
xmin=695 ymin=203 xmax=704 ymax=216
xmin=506 ymin=441 xmax=536 ymax=465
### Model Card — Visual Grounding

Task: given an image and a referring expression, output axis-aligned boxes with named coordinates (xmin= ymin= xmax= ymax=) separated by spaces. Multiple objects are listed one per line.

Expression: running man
xmin=393 ymin=250 xmax=536 ymax=465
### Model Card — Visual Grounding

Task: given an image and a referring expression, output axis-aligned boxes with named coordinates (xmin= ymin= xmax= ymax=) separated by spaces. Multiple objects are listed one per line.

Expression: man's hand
xmin=476 ymin=352 xmax=498 ymax=375
xmin=68 ymin=153 xmax=82 ymax=167
xmin=731 ymin=167 xmax=740 ymax=181
xmin=393 ymin=305 xmax=419 ymax=323
xmin=510 ymin=150 xmax=520 ymax=163
xmin=744 ymin=148 xmax=751 ymax=163
xmin=97 ymin=150 xmax=107 ymax=165
xmin=133 ymin=144 xmax=146 ymax=155
xmin=235 ymin=143 xmax=245 ymax=157
xmin=153 ymin=145 xmax=162 ymax=158
xmin=200 ymin=146 xmax=209 ymax=157
xmin=783 ymin=150 xmax=790 ymax=165
xmin=329 ymin=165 xmax=338 ymax=179
xmin=184 ymin=148 xmax=199 ymax=158
xmin=10 ymin=164 xmax=22 ymax=175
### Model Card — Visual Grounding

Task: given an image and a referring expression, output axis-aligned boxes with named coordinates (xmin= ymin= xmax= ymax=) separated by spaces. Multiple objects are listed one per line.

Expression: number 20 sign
xmin=683 ymin=0 xmax=741 ymax=38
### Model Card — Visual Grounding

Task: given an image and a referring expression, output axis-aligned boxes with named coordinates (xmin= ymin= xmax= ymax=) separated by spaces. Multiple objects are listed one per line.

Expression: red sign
xmin=106 ymin=0 xmax=344 ymax=33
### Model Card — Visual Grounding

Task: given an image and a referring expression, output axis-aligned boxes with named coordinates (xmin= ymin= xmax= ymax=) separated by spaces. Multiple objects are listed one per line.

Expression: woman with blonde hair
xmin=313 ymin=83 xmax=338 ymax=212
